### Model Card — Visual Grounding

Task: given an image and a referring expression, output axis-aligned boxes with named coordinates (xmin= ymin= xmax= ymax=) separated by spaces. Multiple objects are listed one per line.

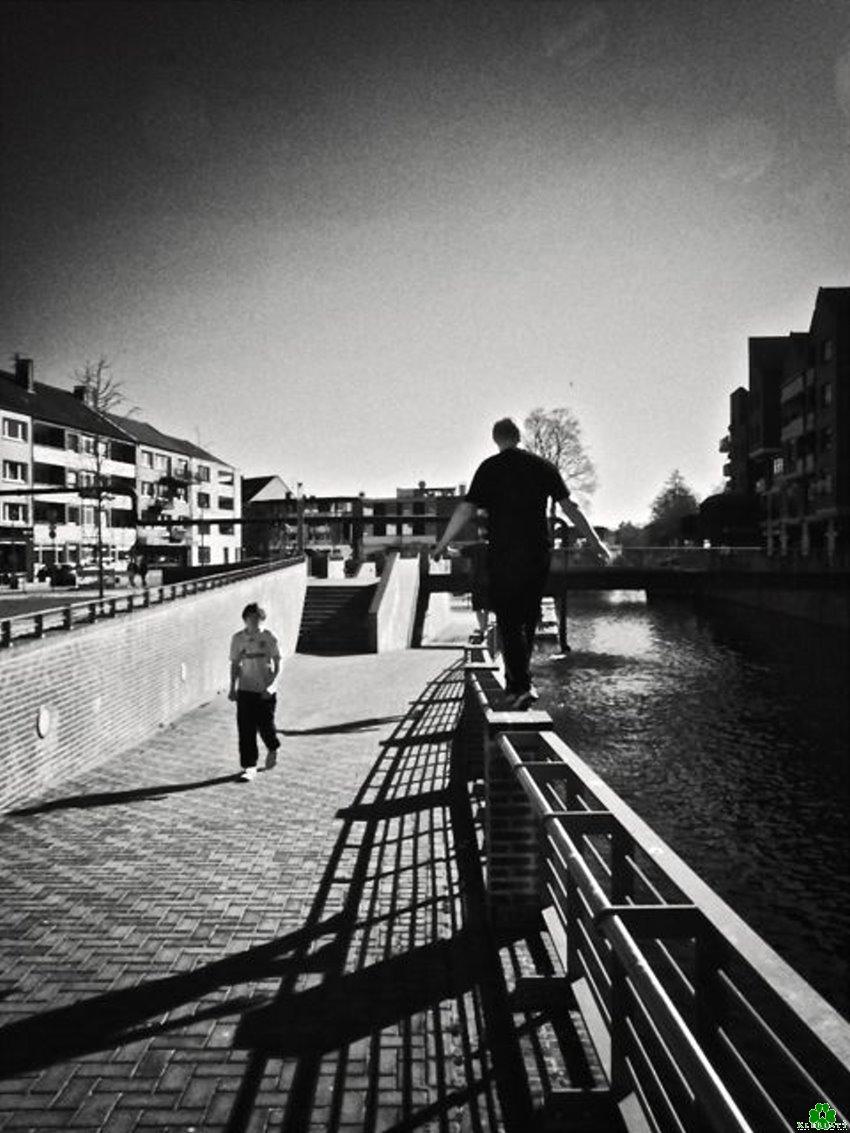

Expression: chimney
xmin=73 ymin=383 xmax=95 ymax=407
xmin=13 ymin=355 xmax=35 ymax=393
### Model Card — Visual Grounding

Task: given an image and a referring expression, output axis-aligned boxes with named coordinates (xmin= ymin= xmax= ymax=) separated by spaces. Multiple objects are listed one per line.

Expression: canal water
xmin=532 ymin=591 xmax=850 ymax=1020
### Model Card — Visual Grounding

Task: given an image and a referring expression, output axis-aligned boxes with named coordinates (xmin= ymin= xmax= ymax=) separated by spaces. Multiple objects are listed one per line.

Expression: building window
xmin=196 ymin=464 xmax=210 ymax=482
xmin=67 ymin=506 xmax=80 ymax=525
xmin=217 ymin=469 xmax=234 ymax=486
xmin=2 ymin=502 xmax=27 ymax=522
xmin=2 ymin=417 xmax=28 ymax=442
xmin=218 ymin=496 xmax=234 ymax=510
xmin=81 ymin=436 xmax=95 ymax=455
xmin=66 ymin=469 xmax=78 ymax=488
xmin=82 ymin=506 xmax=95 ymax=527
xmin=141 ymin=481 xmax=156 ymax=498
xmin=198 ymin=546 xmax=211 ymax=565
xmin=34 ymin=501 xmax=67 ymax=523
xmin=822 ymin=339 xmax=834 ymax=362
xmin=219 ymin=522 xmax=234 ymax=535
xmin=772 ymin=456 xmax=784 ymax=476
xmin=79 ymin=470 xmax=95 ymax=488
xmin=66 ymin=433 xmax=80 ymax=452
xmin=153 ymin=452 xmax=170 ymax=472
xmin=141 ymin=449 xmax=154 ymax=467
xmin=821 ymin=383 xmax=833 ymax=408
xmin=197 ymin=492 xmax=211 ymax=509
xmin=2 ymin=460 xmax=28 ymax=483
xmin=174 ymin=458 xmax=189 ymax=478
xmin=820 ymin=427 xmax=834 ymax=453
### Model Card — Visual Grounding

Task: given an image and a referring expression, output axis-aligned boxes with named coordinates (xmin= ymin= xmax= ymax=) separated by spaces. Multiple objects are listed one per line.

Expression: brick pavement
xmin=0 ymin=648 xmax=600 ymax=1132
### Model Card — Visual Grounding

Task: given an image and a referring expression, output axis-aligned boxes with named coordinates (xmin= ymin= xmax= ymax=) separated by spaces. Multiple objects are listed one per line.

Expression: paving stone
xmin=0 ymin=649 xmax=555 ymax=1131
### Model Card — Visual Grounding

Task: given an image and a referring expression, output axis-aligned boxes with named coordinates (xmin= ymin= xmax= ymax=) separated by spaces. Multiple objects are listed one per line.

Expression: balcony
xmin=780 ymin=417 xmax=804 ymax=442
xmin=780 ymin=373 xmax=805 ymax=402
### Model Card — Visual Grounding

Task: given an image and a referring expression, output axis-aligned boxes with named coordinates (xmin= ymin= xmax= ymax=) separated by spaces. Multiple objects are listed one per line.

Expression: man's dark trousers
xmin=488 ymin=547 xmax=550 ymax=696
xmin=236 ymin=691 xmax=279 ymax=768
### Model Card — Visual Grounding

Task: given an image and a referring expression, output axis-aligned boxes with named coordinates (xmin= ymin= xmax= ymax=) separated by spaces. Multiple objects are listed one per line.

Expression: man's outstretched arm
xmin=557 ymin=496 xmax=612 ymax=562
xmin=432 ymin=501 xmax=478 ymax=559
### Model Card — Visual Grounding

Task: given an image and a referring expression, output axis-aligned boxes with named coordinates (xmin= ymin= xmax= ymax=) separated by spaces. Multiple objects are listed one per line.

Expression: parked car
xmin=36 ymin=564 xmax=78 ymax=586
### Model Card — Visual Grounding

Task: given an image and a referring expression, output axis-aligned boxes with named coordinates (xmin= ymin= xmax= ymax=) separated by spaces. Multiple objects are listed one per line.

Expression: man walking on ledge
xmin=433 ymin=417 xmax=611 ymax=709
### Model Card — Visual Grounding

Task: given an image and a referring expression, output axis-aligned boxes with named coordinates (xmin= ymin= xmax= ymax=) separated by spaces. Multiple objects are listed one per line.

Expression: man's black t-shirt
xmin=465 ymin=447 xmax=570 ymax=554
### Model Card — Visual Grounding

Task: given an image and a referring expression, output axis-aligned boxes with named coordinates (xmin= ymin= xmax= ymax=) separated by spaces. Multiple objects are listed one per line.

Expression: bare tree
xmin=73 ymin=358 xmax=136 ymax=598
xmin=524 ymin=406 xmax=598 ymax=511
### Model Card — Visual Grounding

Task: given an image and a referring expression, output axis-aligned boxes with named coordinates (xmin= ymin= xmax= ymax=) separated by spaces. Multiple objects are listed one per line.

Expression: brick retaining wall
xmin=0 ymin=561 xmax=307 ymax=812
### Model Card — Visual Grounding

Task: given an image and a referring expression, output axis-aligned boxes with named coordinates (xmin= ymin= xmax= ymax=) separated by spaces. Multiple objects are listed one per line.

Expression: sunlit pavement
xmin=0 ymin=647 xmax=546 ymax=1132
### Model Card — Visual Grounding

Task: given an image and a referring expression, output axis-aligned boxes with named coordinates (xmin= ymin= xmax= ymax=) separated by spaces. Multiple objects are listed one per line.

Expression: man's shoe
xmin=510 ymin=691 xmax=535 ymax=711
xmin=264 ymin=747 xmax=279 ymax=770
xmin=239 ymin=767 xmax=257 ymax=782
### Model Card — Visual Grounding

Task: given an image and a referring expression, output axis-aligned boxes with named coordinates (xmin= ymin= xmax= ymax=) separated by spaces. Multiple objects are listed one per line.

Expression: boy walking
xmin=228 ymin=602 xmax=282 ymax=781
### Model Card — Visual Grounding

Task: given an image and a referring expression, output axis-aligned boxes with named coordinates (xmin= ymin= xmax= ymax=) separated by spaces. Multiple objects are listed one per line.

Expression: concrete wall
xmin=0 ymin=560 xmax=307 ymax=813
xmin=369 ymin=552 xmax=421 ymax=651
xmin=700 ymin=585 xmax=850 ymax=629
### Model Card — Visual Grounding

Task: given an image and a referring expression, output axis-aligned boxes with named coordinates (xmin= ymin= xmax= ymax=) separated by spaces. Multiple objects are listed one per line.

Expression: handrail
xmin=0 ymin=556 xmax=305 ymax=649
xmin=463 ymin=666 xmax=850 ymax=1131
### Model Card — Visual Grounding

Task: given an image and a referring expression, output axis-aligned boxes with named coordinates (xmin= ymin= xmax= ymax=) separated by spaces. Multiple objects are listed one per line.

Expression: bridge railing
xmin=0 ymin=556 xmax=305 ymax=649
xmin=463 ymin=663 xmax=850 ymax=1133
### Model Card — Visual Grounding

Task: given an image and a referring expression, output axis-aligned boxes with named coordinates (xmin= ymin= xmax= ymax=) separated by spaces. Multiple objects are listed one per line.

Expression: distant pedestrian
xmin=228 ymin=602 xmax=282 ymax=781
xmin=433 ymin=418 xmax=611 ymax=709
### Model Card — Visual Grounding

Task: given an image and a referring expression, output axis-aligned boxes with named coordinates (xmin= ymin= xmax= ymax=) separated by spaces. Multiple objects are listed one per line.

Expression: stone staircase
xmin=296 ymin=583 xmax=377 ymax=654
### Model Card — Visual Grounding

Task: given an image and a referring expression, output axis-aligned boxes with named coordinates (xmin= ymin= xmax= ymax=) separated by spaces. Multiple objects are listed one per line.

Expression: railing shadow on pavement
xmin=223 ymin=656 xmax=613 ymax=1133
xmin=0 ymin=657 xmax=611 ymax=1131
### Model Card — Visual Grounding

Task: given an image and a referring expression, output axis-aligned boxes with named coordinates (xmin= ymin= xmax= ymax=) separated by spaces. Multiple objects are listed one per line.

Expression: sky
xmin=2 ymin=1 xmax=849 ymax=526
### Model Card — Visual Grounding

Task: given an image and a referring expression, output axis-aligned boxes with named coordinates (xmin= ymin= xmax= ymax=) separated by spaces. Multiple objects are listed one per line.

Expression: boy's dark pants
xmin=488 ymin=548 xmax=550 ymax=696
xmin=236 ymin=691 xmax=279 ymax=768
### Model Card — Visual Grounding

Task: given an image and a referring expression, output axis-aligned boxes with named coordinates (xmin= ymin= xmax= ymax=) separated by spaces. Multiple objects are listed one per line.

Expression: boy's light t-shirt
xmin=229 ymin=628 xmax=281 ymax=693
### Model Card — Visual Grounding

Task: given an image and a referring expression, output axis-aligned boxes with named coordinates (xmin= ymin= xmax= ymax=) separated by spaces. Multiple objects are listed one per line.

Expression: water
xmin=532 ymin=591 xmax=850 ymax=1019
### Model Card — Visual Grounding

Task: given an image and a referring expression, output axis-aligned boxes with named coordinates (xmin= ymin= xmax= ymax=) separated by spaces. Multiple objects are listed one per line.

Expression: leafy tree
xmin=615 ymin=521 xmax=646 ymax=547
xmin=523 ymin=406 xmax=598 ymax=509
xmin=646 ymin=469 xmax=700 ymax=545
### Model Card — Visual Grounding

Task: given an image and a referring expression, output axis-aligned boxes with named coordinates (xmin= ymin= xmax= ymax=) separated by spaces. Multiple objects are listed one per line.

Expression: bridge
xmin=0 ymin=555 xmax=848 ymax=1131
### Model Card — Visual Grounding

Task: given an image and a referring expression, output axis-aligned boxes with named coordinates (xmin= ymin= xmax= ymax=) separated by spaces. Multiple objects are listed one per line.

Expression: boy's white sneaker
xmin=239 ymin=767 xmax=257 ymax=782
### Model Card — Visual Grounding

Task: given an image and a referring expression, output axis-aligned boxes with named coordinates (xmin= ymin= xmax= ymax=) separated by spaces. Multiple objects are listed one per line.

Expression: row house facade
xmin=719 ymin=288 xmax=848 ymax=558
xmin=0 ymin=357 xmax=240 ymax=579
xmin=241 ymin=478 xmax=478 ymax=561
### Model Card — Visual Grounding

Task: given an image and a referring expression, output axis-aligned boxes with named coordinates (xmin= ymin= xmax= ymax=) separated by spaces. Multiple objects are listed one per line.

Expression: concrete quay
xmin=0 ymin=648 xmax=573 ymax=1133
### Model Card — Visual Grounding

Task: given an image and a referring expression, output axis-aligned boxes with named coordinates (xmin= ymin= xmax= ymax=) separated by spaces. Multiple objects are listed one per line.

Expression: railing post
xmin=88 ymin=602 xmax=97 ymax=624
xmin=33 ymin=614 xmax=44 ymax=639
xmin=109 ymin=598 xmax=117 ymax=617
xmin=62 ymin=606 xmax=73 ymax=630
xmin=694 ymin=927 xmax=727 ymax=1129
xmin=1 ymin=619 xmax=11 ymax=648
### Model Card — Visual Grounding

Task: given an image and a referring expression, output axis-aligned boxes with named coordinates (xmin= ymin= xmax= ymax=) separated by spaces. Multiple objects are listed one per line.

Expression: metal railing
xmin=0 ymin=556 xmax=305 ymax=648
xmin=465 ymin=666 xmax=850 ymax=1133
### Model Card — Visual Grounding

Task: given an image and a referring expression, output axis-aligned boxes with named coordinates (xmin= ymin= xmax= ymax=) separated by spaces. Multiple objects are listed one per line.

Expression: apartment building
xmin=110 ymin=416 xmax=241 ymax=568
xmin=0 ymin=358 xmax=138 ymax=577
xmin=719 ymin=288 xmax=848 ymax=557
xmin=0 ymin=357 xmax=241 ymax=579
xmin=241 ymin=479 xmax=479 ymax=560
